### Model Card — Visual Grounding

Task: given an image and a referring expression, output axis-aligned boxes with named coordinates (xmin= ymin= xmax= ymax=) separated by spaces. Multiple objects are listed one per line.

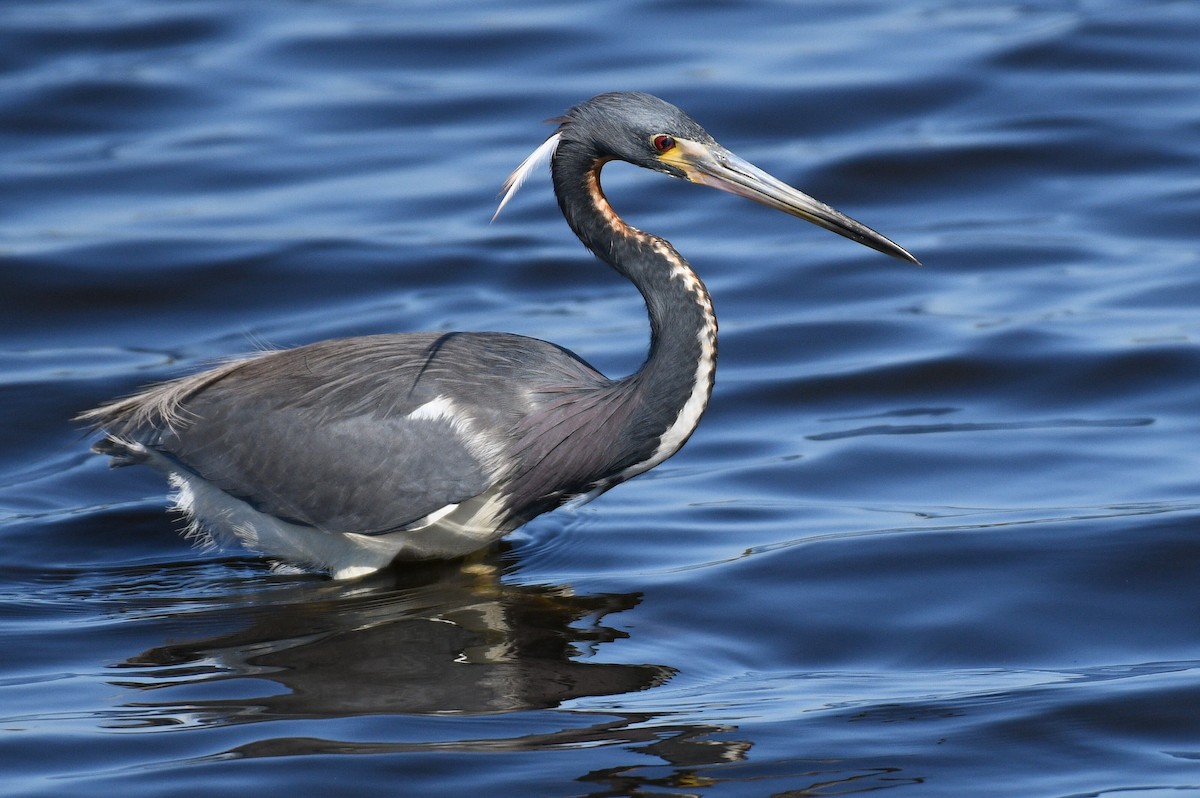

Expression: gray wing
xmin=91 ymin=332 xmax=607 ymax=536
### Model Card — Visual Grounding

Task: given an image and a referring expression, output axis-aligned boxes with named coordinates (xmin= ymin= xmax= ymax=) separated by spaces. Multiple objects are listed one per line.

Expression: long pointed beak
xmin=664 ymin=140 xmax=920 ymax=264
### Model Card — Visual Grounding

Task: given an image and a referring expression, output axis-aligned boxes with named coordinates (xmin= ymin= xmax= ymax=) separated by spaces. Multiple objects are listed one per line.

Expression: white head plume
xmin=492 ymin=132 xmax=562 ymax=221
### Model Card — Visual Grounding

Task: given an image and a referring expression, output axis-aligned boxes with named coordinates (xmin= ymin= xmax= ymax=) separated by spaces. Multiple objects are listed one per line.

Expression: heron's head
xmin=557 ymin=91 xmax=718 ymax=177
xmin=500 ymin=91 xmax=918 ymax=264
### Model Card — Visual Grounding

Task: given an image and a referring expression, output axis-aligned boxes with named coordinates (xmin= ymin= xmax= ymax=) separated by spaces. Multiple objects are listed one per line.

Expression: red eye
xmin=653 ymin=135 xmax=676 ymax=152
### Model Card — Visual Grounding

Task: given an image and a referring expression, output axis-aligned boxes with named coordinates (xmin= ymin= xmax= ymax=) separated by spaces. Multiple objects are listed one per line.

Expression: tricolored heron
xmin=81 ymin=92 xmax=917 ymax=579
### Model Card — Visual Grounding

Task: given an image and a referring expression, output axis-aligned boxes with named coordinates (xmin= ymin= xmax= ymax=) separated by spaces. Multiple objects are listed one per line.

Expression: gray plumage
xmin=81 ymin=92 xmax=916 ymax=578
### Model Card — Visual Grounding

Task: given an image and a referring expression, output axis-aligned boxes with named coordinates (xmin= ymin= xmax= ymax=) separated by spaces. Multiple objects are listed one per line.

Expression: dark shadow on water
xmin=108 ymin=553 xmax=673 ymax=720
xmin=94 ymin=548 xmax=779 ymax=790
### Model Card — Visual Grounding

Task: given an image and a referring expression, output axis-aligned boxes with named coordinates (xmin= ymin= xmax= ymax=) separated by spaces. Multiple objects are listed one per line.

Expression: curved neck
xmin=551 ymin=144 xmax=717 ymax=473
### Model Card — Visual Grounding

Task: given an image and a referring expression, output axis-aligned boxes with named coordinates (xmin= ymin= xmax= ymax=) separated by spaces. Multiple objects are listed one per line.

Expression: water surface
xmin=2 ymin=1 xmax=1199 ymax=795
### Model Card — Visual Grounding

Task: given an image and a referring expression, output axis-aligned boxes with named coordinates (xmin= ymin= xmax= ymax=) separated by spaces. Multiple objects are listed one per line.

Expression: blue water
xmin=3 ymin=1 xmax=1199 ymax=795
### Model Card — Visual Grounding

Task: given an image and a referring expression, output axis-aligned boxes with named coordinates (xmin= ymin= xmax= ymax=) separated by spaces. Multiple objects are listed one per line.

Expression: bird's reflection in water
xmin=112 ymin=553 xmax=669 ymax=719
xmin=106 ymin=552 xmax=766 ymax=789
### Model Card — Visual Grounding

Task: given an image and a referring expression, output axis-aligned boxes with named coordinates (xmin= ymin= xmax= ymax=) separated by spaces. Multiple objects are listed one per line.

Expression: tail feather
xmin=91 ymin=435 xmax=150 ymax=468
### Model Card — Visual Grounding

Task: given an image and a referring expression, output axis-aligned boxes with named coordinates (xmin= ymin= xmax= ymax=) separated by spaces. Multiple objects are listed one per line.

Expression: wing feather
xmin=84 ymin=331 xmax=610 ymax=537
